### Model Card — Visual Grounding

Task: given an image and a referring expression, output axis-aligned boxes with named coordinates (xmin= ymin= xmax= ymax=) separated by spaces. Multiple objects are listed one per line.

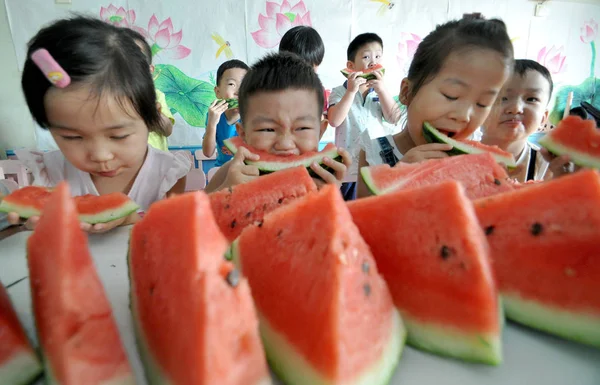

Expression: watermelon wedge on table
xmin=209 ymin=166 xmax=317 ymax=242
xmin=128 ymin=191 xmax=270 ymax=385
xmin=475 ymin=169 xmax=600 ymax=348
xmin=232 ymin=185 xmax=405 ymax=384
xmin=0 ymin=186 xmax=139 ymax=224
xmin=27 ymin=182 xmax=134 ymax=384
xmin=423 ymin=122 xmax=517 ymax=167
xmin=340 ymin=64 xmax=385 ymax=80
xmin=223 ymin=136 xmax=342 ymax=176
xmin=539 ymin=115 xmax=600 ymax=169
xmin=361 ymin=153 xmax=515 ymax=199
xmin=348 ymin=181 xmax=503 ymax=364
xmin=0 ymin=283 xmax=43 ymax=384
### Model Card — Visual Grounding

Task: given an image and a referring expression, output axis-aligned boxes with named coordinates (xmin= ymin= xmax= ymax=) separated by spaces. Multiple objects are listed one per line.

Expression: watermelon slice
xmin=0 ymin=283 xmax=43 ymax=384
xmin=348 ymin=180 xmax=503 ymax=364
xmin=224 ymin=136 xmax=342 ymax=175
xmin=340 ymin=64 xmax=385 ymax=80
xmin=423 ymin=122 xmax=517 ymax=167
xmin=539 ymin=115 xmax=600 ymax=169
xmin=209 ymin=166 xmax=317 ymax=242
xmin=232 ymin=185 xmax=405 ymax=384
xmin=217 ymin=98 xmax=239 ymax=110
xmin=27 ymin=182 xmax=134 ymax=384
xmin=475 ymin=169 xmax=600 ymax=348
xmin=0 ymin=186 xmax=139 ymax=224
xmin=361 ymin=153 xmax=515 ymax=199
xmin=128 ymin=191 xmax=271 ymax=385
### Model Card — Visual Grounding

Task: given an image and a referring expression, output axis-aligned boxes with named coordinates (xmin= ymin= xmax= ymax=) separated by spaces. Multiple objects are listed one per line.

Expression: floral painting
xmin=537 ymin=45 xmax=566 ymax=75
xmin=549 ymin=19 xmax=599 ymax=124
xmin=396 ymin=33 xmax=421 ymax=72
xmin=100 ymin=4 xmax=214 ymax=127
xmin=251 ymin=0 xmax=312 ymax=48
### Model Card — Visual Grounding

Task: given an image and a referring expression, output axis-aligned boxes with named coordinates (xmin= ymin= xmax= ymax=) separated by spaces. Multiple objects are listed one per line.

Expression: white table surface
xmin=1 ymin=227 xmax=599 ymax=385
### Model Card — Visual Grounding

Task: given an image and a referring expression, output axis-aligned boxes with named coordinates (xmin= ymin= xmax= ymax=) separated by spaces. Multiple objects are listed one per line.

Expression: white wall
xmin=0 ymin=0 xmax=36 ymax=154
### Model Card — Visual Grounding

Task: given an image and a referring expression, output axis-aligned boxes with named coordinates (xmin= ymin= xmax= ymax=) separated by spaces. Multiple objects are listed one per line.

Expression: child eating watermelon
xmin=479 ymin=59 xmax=574 ymax=182
xmin=204 ymin=53 xmax=351 ymax=193
xmin=328 ymin=33 xmax=400 ymax=200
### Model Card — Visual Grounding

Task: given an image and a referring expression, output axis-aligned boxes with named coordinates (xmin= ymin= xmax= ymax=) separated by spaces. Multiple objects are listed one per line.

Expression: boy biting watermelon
xmin=204 ymin=53 xmax=351 ymax=193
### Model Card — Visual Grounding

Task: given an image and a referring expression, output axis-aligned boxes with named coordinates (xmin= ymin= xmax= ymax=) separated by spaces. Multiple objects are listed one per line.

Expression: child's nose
xmin=88 ymin=144 xmax=114 ymax=163
xmin=505 ymin=99 xmax=524 ymax=115
xmin=274 ymin=134 xmax=296 ymax=151
xmin=450 ymin=102 xmax=472 ymax=124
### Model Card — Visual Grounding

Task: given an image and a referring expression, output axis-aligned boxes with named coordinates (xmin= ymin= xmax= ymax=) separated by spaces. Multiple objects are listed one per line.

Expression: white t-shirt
xmin=511 ymin=142 xmax=549 ymax=183
xmin=15 ymin=145 xmax=191 ymax=212
xmin=329 ymin=83 xmax=397 ymax=178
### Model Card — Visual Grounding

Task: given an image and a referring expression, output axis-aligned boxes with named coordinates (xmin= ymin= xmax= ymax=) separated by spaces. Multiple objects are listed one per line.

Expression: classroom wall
xmin=1 ymin=0 xmax=599 ymax=152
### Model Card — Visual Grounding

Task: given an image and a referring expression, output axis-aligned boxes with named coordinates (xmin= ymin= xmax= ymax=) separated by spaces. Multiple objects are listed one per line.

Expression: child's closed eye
xmin=110 ymin=135 xmax=130 ymax=140
xmin=442 ymin=93 xmax=458 ymax=101
xmin=257 ymin=128 xmax=275 ymax=132
xmin=526 ymin=97 xmax=540 ymax=103
xmin=61 ymin=135 xmax=82 ymax=141
xmin=296 ymin=126 xmax=313 ymax=131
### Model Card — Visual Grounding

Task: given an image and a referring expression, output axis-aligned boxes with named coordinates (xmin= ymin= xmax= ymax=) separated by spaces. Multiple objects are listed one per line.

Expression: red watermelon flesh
xmin=0 ymin=186 xmax=139 ymax=224
xmin=209 ymin=166 xmax=317 ymax=242
xmin=0 ymin=284 xmax=42 ymax=383
xmin=128 ymin=191 xmax=270 ymax=385
xmin=361 ymin=153 xmax=515 ymax=199
xmin=348 ymin=180 xmax=502 ymax=364
xmin=539 ymin=115 xmax=600 ymax=169
xmin=475 ymin=169 xmax=600 ymax=348
xmin=27 ymin=182 xmax=134 ymax=384
xmin=232 ymin=185 xmax=405 ymax=384
xmin=223 ymin=136 xmax=341 ymax=175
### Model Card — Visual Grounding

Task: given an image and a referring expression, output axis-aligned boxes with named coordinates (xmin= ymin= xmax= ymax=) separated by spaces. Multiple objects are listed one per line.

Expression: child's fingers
xmin=310 ymin=162 xmax=339 ymax=185
xmin=420 ymin=151 xmax=450 ymax=159
xmin=235 ymin=147 xmax=260 ymax=163
xmin=416 ymin=143 xmax=454 ymax=151
xmin=240 ymin=164 xmax=260 ymax=177
xmin=7 ymin=212 xmax=21 ymax=225
xmin=337 ymin=148 xmax=353 ymax=167
xmin=322 ymin=156 xmax=347 ymax=181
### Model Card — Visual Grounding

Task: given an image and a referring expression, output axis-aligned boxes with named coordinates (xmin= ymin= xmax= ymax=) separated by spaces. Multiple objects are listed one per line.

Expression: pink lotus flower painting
xmin=580 ymin=19 xmax=598 ymax=44
xmin=537 ymin=45 xmax=567 ymax=75
xmin=396 ymin=33 xmax=422 ymax=70
xmin=136 ymin=15 xmax=191 ymax=60
xmin=100 ymin=5 xmax=136 ymax=27
xmin=251 ymin=0 xmax=312 ymax=48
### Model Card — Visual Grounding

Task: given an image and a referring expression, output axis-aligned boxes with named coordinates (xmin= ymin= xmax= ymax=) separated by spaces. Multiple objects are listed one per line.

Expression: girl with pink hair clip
xmin=8 ymin=16 xmax=191 ymax=233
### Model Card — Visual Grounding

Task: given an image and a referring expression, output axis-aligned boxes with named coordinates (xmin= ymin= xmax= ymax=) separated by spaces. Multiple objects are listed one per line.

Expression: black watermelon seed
xmin=363 ymin=283 xmax=371 ymax=297
xmin=440 ymin=245 xmax=452 ymax=260
xmin=278 ymin=197 xmax=284 ymax=204
xmin=460 ymin=262 xmax=467 ymax=270
xmin=485 ymin=226 xmax=495 ymax=235
xmin=362 ymin=261 xmax=370 ymax=274
xmin=531 ymin=222 xmax=543 ymax=236
xmin=263 ymin=203 xmax=268 ymax=211
xmin=257 ymin=220 xmax=264 ymax=228
xmin=245 ymin=212 xmax=252 ymax=218
xmin=226 ymin=270 xmax=240 ymax=288
xmin=277 ymin=229 xmax=283 ymax=237
xmin=230 ymin=219 xmax=237 ymax=229
xmin=494 ymin=178 xmax=501 ymax=186
xmin=224 ymin=204 xmax=230 ymax=210
xmin=149 ymin=285 xmax=155 ymax=296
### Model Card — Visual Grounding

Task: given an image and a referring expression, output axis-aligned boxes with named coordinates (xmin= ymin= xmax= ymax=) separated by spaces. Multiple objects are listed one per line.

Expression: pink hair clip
xmin=31 ymin=48 xmax=71 ymax=88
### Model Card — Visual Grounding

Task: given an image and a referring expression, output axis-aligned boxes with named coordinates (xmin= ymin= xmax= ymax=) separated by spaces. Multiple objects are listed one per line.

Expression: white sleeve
xmin=157 ymin=151 xmax=192 ymax=199
xmin=14 ymin=149 xmax=62 ymax=187
xmin=328 ymin=86 xmax=346 ymax=106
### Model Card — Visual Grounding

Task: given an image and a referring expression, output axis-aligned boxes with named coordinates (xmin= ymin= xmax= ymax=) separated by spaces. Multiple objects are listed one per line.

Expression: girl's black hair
xmin=406 ymin=14 xmax=514 ymax=98
xmin=21 ymin=16 xmax=163 ymax=134
xmin=279 ymin=26 xmax=325 ymax=68
xmin=238 ymin=52 xmax=324 ymax=122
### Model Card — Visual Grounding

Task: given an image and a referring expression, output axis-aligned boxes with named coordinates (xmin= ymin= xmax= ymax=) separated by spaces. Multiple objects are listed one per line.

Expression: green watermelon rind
xmin=216 ymin=98 xmax=239 ymax=110
xmin=0 ymin=350 xmax=43 ymax=385
xmin=0 ymin=199 xmax=139 ymax=224
xmin=223 ymin=139 xmax=342 ymax=175
xmin=400 ymin=307 xmax=503 ymax=365
xmin=231 ymin=240 xmax=406 ymax=384
xmin=360 ymin=166 xmax=385 ymax=196
xmin=502 ymin=292 xmax=600 ymax=348
xmin=260 ymin=309 xmax=405 ymax=385
xmin=340 ymin=68 xmax=386 ymax=81
xmin=538 ymin=136 xmax=600 ymax=169
xmin=423 ymin=122 xmax=517 ymax=168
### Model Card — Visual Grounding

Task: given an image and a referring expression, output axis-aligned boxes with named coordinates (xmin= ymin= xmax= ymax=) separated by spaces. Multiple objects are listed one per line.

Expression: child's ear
xmin=214 ymin=86 xmax=221 ymax=99
xmin=150 ymin=64 xmax=155 ymax=74
xmin=346 ymin=60 xmax=355 ymax=71
xmin=540 ymin=109 xmax=550 ymax=127
xmin=399 ymin=78 xmax=412 ymax=105
xmin=235 ymin=121 xmax=245 ymax=139
xmin=319 ymin=119 xmax=328 ymax=139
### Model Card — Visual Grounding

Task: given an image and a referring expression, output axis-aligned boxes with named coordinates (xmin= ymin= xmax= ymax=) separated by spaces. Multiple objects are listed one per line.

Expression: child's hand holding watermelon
xmin=309 ymin=147 xmax=352 ymax=188
xmin=213 ymin=147 xmax=261 ymax=192
xmin=541 ymin=148 xmax=579 ymax=180
xmin=401 ymin=143 xmax=454 ymax=163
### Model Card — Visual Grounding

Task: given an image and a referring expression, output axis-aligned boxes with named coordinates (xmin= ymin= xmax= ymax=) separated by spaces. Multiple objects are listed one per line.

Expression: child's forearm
xmin=378 ymin=88 xmax=401 ymax=124
xmin=160 ymin=115 xmax=174 ymax=137
xmin=328 ymin=91 xmax=355 ymax=127
xmin=202 ymin=125 xmax=217 ymax=157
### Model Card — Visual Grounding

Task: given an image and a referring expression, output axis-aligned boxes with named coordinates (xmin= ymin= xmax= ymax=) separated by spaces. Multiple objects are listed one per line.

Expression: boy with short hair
xmin=480 ymin=59 xmax=570 ymax=181
xmin=327 ymin=33 xmax=400 ymax=200
xmin=203 ymin=59 xmax=250 ymax=166
xmin=205 ymin=53 xmax=351 ymax=193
